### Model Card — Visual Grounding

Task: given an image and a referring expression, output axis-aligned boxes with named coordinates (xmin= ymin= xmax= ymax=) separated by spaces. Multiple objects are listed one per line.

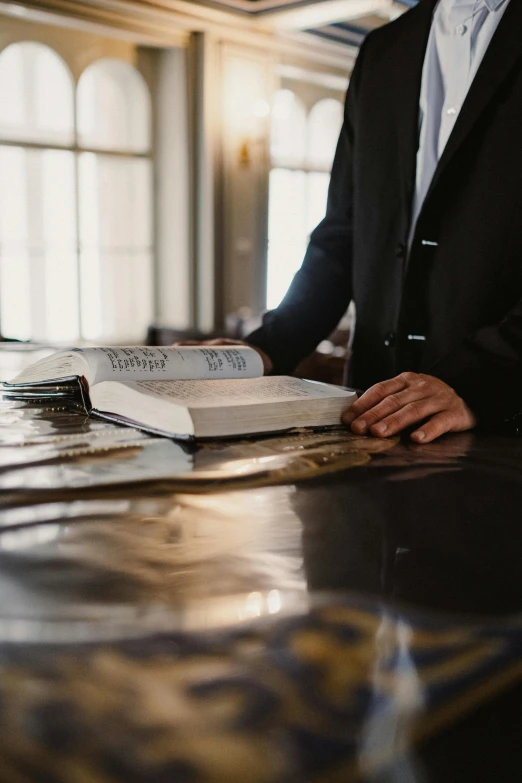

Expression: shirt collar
xmin=484 ymin=0 xmax=509 ymax=12
xmin=446 ymin=0 xmax=509 ymax=12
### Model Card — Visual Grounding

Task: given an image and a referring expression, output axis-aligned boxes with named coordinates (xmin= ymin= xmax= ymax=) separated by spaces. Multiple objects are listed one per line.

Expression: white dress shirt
xmin=409 ymin=0 xmax=510 ymax=243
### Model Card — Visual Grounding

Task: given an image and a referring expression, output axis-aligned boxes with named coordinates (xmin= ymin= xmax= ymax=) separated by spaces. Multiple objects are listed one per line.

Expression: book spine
xmin=78 ymin=376 xmax=92 ymax=413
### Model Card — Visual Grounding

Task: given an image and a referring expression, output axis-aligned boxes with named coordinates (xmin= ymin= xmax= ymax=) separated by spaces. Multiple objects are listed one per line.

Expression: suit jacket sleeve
xmin=246 ymin=43 xmax=367 ymax=376
xmin=430 ymin=303 xmax=522 ymax=427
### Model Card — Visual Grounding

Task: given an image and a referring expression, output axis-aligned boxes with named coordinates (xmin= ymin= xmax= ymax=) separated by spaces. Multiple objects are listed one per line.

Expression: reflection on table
xmin=1 ymin=346 xmax=522 ymax=782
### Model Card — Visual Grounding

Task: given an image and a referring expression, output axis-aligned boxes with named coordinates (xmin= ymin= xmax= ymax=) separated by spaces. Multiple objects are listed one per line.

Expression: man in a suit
xmin=244 ymin=0 xmax=522 ymax=443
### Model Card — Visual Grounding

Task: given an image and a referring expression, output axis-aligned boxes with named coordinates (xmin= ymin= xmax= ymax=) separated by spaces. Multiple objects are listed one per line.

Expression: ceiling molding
xmin=0 ymin=0 xmax=358 ymax=67
xmin=261 ymin=0 xmax=394 ymax=30
xmin=0 ymin=0 xmax=190 ymax=43
xmin=263 ymin=0 xmax=410 ymax=43
xmin=0 ymin=0 xmax=412 ymax=58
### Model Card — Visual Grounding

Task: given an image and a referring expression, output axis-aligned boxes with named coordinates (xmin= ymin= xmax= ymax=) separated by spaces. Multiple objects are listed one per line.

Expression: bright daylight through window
xmin=0 ymin=42 xmax=154 ymax=344
xmin=267 ymin=89 xmax=343 ymax=310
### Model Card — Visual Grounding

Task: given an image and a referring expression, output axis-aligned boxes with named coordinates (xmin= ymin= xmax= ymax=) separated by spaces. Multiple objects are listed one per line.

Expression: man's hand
xmin=341 ymin=372 xmax=476 ymax=443
xmin=173 ymin=338 xmax=273 ymax=375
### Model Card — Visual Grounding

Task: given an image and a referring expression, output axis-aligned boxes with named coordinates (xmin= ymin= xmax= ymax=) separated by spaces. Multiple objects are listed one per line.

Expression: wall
xmin=0 ymin=1 xmax=353 ymax=334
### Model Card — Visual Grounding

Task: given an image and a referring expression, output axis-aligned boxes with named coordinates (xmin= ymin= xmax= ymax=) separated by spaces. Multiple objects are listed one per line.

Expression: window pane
xmin=306 ymin=171 xmax=330 ymax=234
xmin=80 ymin=251 xmax=154 ymax=342
xmin=270 ymin=90 xmax=306 ymax=168
xmin=41 ymin=149 xmax=77 ymax=249
xmin=0 ymin=252 xmax=31 ymax=340
xmin=79 ymin=153 xmax=153 ymax=341
xmin=0 ymin=42 xmax=74 ymax=145
xmin=0 ymin=145 xmax=28 ymax=248
xmin=266 ymin=168 xmax=307 ymax=310
xmin=77 ymin=59 xmax=151 ymax=153
xmin=0 ymin=146 xmax=79 ymax=342
xmin=44 ymin=251 xmax=80 ymax=342
xmin=79 ymin=153 xmax=153 ymax=249
xmin=307 ymin=98 xmax=343 ymax=170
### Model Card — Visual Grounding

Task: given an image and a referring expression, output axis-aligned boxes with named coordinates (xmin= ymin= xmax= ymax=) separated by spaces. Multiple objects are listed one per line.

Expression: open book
xmin=3 ymin=346 xmax=356 ymax=440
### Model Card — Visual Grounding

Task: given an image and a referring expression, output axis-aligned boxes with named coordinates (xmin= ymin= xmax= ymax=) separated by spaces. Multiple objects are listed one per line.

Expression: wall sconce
xmin=223 ymin=53 xmax=272 ymax=168
xmin=225 ymin=91 xmax=271 ymax=168
xmin=237 ymin=99 xmax=270 ymax=168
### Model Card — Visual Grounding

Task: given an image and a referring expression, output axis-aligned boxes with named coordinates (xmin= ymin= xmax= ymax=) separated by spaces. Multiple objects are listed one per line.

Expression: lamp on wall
xmin=223 ymin=56 xmax=271 ymax=169
xmin=236 ymin=98 xmax=270 ymax=167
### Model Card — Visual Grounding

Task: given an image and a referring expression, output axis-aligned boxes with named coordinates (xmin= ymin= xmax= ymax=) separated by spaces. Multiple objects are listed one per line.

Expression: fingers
xmin=411 ymin=408 xmax=476 ymax=443
xmin=344 ymin=386 xmax=431 ymax=432
xmin=366 ymin=397 xmax=446 ymax=436
xmin=344 ymin=375 xmax=408 ymax=421
xmin=342 ymin=372 xmax=425 ymax=426
xmin=342 ymin=371 xmax=477 ymax=443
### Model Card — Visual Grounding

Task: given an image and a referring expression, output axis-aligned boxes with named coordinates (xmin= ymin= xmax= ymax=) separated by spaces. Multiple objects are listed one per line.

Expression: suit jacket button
xmin=396 ymin=243 xmax=407 ymax=259
xmin=384 ymin=331 xmax=396 ymax=347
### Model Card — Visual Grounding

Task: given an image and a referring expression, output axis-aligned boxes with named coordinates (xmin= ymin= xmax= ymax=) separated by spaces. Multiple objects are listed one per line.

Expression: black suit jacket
xmin=248 ymin=0 xmax=522 ymax=426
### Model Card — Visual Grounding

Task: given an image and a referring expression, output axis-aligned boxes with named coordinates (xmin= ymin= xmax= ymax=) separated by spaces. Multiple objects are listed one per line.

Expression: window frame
xmin=0 ymin=20 xmax=158 ymax=343
xmin=266 ymin=77 xmax=346 ymax=310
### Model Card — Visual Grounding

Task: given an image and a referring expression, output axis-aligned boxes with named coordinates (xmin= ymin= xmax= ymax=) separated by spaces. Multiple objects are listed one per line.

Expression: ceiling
xmin=0 ymin=0 xmax=420 ymax=56
xmin=307 ymin=2 xmax=418 ymax=46
xmin=197 ymin=0 xmax=419 ymax=46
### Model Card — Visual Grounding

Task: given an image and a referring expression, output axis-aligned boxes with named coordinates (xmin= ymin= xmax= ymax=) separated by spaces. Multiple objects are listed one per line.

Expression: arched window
xmin=305 ymin=99 xmax=343 ymax=235
xmin=307 ymin=98 xmax=343 ymax=169
xmin=270 ymin=89 xmax=307 ymax=168
xmin=77 ymin=60 xmax=153 ymax=342
xmin=266 ymin=90 xmax=309 ymax=308
xmin=0 ymin=43 xmax=77 ymax=341
xmin=0 ymin=42 xmax=74 ymax=144
xmin=266 ymin=91 xmax=344 ymax=309
xmin=0 ymin=45 xmax=153 ymax=343
xmin=77 ymin=58 xmax=151 ymax=153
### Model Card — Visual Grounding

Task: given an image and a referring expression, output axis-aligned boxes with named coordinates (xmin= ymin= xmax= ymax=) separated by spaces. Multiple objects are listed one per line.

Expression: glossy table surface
xmin=0 ymin=346 xmax=521 ymax=782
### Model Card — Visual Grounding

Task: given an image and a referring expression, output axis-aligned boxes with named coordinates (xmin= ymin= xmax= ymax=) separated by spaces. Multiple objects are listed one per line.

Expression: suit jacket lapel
xmin=393 ymin=0 xmax=438 ymax=223
xmin=424 ymin=0 xmax=522 ymax=205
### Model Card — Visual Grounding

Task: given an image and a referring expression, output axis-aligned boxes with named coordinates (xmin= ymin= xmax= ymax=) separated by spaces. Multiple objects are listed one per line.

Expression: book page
xmin=77 ymin=346 xmax=263 ymax=385
xmin=127 ymin=376 xmax=354 ymax=408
